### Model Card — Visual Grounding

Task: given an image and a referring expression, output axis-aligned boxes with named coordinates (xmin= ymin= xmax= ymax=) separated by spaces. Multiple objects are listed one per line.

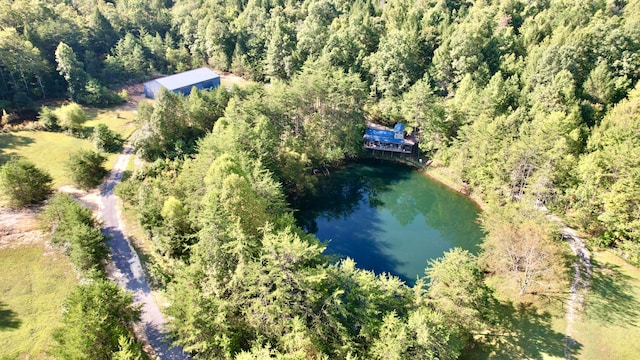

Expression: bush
xmin=38 ymin=106 xmax=59 ymax=131
xmin=93 ymin=124 xmax=124 ymax=153
xmin=0 ymin=159 xmax=53 ymax=208
xmin=53 ymin=280 xmax=142 ymax=359
xmin=66 ymin=149 xmax=107 ymax=189
xmin=54 ymin=103 xmax=87 ymax=131
xmin=41 ymin=193 xmax=108 ymax=276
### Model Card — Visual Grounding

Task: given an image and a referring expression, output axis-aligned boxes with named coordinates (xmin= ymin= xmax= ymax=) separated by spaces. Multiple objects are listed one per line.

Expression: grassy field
xmin=570 ymin=251 xmax=640 ymax=359
xmin=463 ymin=279 xmax=568 ymax=359
xmin=0 ymin=131 xmax=96 ymax=187
xmin=0 ymin=245 xmax=77 ymax=359
xmin=83 ymin=107 xmax=137 ymax=140
xmin=0 ymin=106 xmax=137 ymax=188
xmin=463 ymin=251 xmax=640 ymax=360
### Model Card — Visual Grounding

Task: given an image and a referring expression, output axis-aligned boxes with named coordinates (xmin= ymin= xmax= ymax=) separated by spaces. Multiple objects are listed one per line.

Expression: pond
xmin=294 ymin=160 xmax=484 ymax=285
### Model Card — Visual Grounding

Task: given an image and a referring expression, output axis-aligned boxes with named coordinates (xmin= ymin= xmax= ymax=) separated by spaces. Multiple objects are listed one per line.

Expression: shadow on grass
xmin=586 ymin=259 xmax=639 ymax=327
xmin=464 ymin=302 xmax=578 ymax=359
xmin=0 ymin=301 xmax=21 ymax=330
xmin=0 ymin=133 xmax=33 ymax=165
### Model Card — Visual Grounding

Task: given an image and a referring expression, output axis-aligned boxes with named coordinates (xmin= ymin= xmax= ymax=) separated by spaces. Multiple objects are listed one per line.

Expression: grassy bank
xmin=0 ymin=245 xmax=77 ymax=359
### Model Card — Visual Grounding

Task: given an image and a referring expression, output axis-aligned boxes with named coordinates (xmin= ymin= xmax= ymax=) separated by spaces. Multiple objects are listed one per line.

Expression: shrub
xmin=66 ymin=149 xmax=107 ymax=189
xmin=54 ymin=103 xmax=87 ymax=131
xmin=0 ymin=158 xmax=53 ymax=208
xmin=38 ymin=106 xmax=59 ymax=131
xmin=93 ymin=123 xmax=124 ymax=153
xmin=41 ymin=193 xmax=108 ymax=276
xmin=53 ymin=280 xmax=142 ymax=359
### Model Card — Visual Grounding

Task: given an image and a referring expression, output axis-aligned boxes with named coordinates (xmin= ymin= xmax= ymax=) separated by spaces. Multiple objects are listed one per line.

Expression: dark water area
xmin=294 ymin=160 xmax=484 ymax=286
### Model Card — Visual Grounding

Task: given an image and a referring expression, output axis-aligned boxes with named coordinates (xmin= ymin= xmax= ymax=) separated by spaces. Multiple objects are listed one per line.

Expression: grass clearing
xmin=0 ymin=245 xmax=77 ymax=359
xmin=0 ymin=131 xmax=95 ymax=187
xmin=570 ymin=251 xmax=640 ymax=359
xmin=0 ymin=106 xmax=137 ymax=188
xmin=464 ymin=251 xmax=640 ymax=360
xmin=463 ymin=276 xmax=568 ymax=359
xmin=84 ymin=108 xmax=137 ymax=140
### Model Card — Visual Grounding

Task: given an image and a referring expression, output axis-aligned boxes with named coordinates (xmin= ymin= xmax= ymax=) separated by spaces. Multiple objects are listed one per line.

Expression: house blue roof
xmin=363 ymin=134 xmax=405 ymax=144
xmin=394 ymin=123 xmax=405 ymax=133
xmin=152 ymin=67 xmax=220 ymax=91
xmin=365 ymin=128 xmax=395 ymax=138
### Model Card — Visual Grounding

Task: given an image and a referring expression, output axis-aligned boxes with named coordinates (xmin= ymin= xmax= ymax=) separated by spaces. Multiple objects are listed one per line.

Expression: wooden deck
xmin=364 ymin=141 xmax=413 ymax=153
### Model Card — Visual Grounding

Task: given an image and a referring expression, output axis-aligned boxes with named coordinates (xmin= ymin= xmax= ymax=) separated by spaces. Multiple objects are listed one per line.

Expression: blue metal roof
xmin=394 ymin=123 xmax=405 ymax=133
xmin=365 ymin=128 xmax=395 ymax=137
xmin=149 ymin=67 xmax=220 ymax=91
xmin=363 ymin=134 xmax=405 ymax=144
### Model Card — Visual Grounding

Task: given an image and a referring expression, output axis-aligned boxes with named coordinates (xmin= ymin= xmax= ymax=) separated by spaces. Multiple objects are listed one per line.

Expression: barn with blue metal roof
xmin=143 ymin=67 xmax=221 ymax=99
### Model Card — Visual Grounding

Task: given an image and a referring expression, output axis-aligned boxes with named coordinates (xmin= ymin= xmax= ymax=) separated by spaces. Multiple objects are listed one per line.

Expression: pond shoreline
xmin=354 ymin=154 xmax=487 ymax=212
xmin=421 ymin=165 xmax=488 ymax=212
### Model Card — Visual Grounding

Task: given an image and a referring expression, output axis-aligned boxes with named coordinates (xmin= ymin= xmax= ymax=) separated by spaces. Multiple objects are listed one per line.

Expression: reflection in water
xmin=294 ymin=160 xmax=484 ymax=285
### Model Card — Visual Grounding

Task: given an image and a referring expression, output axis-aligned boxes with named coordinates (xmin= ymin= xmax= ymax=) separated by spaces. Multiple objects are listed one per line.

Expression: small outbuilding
xmin=143 ymin=67 xmax=221 ymax=99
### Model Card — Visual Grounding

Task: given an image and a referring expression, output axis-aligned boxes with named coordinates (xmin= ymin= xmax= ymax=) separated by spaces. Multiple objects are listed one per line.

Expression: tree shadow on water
xmin=586 ymin=259 xmax=640 ymax=327
xmin=465 ymin=302 xmax=578 ymax=359
xmin=0 ymin=301 xmax=21 ymax=330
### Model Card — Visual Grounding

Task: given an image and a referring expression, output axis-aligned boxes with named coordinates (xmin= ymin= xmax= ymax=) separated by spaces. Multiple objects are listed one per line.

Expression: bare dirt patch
xmin=121 ymin=83 xmax=146 ymax=110
xmin=0 ymin=207 xmax=45 ymax=249
xmin=58 ymin=186 xmax=102 ymax=215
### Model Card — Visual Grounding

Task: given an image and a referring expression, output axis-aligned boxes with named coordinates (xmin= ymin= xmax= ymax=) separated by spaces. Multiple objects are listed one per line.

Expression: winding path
xmin=549 ymin=214 xmax=593 ymax=359
xmin=100 ymin=145 xmax=190 ymax=359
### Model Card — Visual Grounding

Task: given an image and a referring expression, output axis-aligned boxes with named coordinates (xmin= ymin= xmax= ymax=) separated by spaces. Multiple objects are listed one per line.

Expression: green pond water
xmin=295 ymin=160 xmax=484 ymax=285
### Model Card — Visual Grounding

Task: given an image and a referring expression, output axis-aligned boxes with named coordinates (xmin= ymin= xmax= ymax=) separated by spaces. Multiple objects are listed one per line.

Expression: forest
xmin=1 ymin=0 xmax=640 ymax=358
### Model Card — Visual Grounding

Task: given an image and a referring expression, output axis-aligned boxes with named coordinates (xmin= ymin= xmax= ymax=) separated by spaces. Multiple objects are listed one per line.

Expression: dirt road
xmin=100 ymin=145 xmax=189 ymax=359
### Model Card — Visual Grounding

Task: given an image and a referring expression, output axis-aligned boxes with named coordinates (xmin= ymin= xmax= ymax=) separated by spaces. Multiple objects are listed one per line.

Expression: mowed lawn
xmin=464 ymin=251 xmax=640 ymax=360
xmin=571 ymin=251 xmax=640 ymax=359
xmin=0 ymin=131 xmax=95 ymax=187
xmin=84 ymin=108 xmax=137 ymax=140
xmin=0 ymin=246 xmax=77 ymax=359
xmin=0 ymin=107 xmax=137 ymax=188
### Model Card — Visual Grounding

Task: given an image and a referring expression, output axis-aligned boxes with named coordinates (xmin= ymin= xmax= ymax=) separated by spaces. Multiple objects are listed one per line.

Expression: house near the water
xmin=364 ymin=122 xmax=416 ymax=154
xmin=143 ymin=67 xmax=221 ymax=99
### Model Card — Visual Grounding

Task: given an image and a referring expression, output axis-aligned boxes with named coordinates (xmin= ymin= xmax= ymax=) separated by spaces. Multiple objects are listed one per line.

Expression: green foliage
xmin=570 ymin=84 xmax=640 ymax=247
xmin=38 ymin=106 xmax=59 ymax=131
xmin=53 ymin=279 xmax=142 ymax=360
xmin=54 ymin=103 xmax=87 ymax=132
xmin=0 ymin=158 xmax=52 ymax=208
xmin=65 ymin=149 xmax=107 ymax=190
xmin=41 ymin=193 xmax=108 ymax=277
xmin=55 ymin=42 xmax=89 ymax=103
xmin=15 ymin=0 xmax=639 ymax=357
xmin=134 ymin=87 xmax=230 ymax=161
xmin=93 ymin=123 xmax=124 ymax=153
